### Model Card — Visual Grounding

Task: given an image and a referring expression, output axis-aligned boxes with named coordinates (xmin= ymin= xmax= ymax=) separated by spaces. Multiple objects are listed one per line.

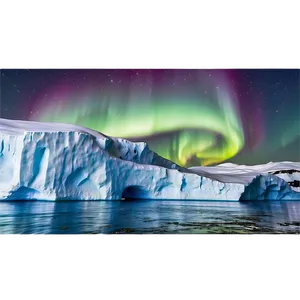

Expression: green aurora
xmin=37 ymin=90 xmax=244 ymax=167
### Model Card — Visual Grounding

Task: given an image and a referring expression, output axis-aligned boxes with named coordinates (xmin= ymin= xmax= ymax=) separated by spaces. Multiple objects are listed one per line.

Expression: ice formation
xmin=0 ymin=118 xmax=299 ymax=201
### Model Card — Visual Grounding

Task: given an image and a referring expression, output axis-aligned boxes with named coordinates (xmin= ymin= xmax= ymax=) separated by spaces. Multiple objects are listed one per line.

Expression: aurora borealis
xmin=1 ymin=69 xmax=299 ymax=166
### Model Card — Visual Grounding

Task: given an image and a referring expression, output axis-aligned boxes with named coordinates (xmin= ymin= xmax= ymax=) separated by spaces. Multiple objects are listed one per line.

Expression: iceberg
xmin=0 ymin=118 xmax=299 ymax=201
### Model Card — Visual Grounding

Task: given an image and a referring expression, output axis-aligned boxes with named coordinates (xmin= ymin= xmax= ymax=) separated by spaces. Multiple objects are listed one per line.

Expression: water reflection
xmin=0 ymin=200 xmax=299 ymax=234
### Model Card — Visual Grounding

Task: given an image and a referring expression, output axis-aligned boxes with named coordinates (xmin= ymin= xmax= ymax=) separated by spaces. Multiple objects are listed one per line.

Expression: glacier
xmin=0 ymin=118 xmax=300 ymax=201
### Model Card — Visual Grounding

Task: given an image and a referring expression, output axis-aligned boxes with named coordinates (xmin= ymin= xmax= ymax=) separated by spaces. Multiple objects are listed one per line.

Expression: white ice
xmin=0 ymin=118 xmax=299 ymax=201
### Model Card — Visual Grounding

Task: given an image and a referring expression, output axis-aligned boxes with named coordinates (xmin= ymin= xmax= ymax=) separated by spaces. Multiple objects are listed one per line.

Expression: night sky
xmin=1 ymin=69 xmax=299 ymax=166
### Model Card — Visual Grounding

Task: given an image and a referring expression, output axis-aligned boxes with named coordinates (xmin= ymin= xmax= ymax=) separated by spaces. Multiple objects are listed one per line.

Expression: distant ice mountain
xmin=0 ymin=118 xmax=299 ymax=201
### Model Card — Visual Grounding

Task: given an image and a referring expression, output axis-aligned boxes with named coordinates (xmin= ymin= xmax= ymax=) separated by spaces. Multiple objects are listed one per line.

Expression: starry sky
xmin=0 ymin=69 xmax=299 ymax=166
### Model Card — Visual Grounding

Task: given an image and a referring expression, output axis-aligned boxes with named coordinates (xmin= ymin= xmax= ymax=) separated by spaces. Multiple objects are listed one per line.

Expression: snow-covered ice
xmin=0 ymin=118 xmax=299 ymax=201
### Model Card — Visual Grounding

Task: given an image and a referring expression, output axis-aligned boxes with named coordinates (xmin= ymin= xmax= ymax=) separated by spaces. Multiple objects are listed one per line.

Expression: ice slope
xmin=0 ymin=118 xmax=244 ymax=201
xmin=189 ymin=161 xmax=300 ymax=189
xmin=0 ymin=118 xmax=299 ymax=201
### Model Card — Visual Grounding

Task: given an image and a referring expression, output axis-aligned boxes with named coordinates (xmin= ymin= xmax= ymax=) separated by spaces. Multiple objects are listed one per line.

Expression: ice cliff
xmin=240 ymin=174 xmax=300 ymax=201
xmin=0 ymin=118 xmax=299 ymax=201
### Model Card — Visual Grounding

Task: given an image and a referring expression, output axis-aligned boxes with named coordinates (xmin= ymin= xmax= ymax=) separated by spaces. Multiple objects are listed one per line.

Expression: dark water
xmin=0 ymin=200 xmax=299 ymax=234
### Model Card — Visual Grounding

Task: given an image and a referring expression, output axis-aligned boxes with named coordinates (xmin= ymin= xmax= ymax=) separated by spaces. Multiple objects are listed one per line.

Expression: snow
xmin=0 ymin=118 xmax=299 ymax=201
xmin=189 ymin=161 xmax=300 ymax=187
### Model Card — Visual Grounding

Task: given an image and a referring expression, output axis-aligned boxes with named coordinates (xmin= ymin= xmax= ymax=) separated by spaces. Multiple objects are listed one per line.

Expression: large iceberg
xmin=0 ymin=118 xmax=299 ymax=201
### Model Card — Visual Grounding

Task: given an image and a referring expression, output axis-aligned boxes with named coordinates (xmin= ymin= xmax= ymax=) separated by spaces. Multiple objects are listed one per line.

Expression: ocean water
xmin=0 ymin=200 xmax=299 ymax=234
